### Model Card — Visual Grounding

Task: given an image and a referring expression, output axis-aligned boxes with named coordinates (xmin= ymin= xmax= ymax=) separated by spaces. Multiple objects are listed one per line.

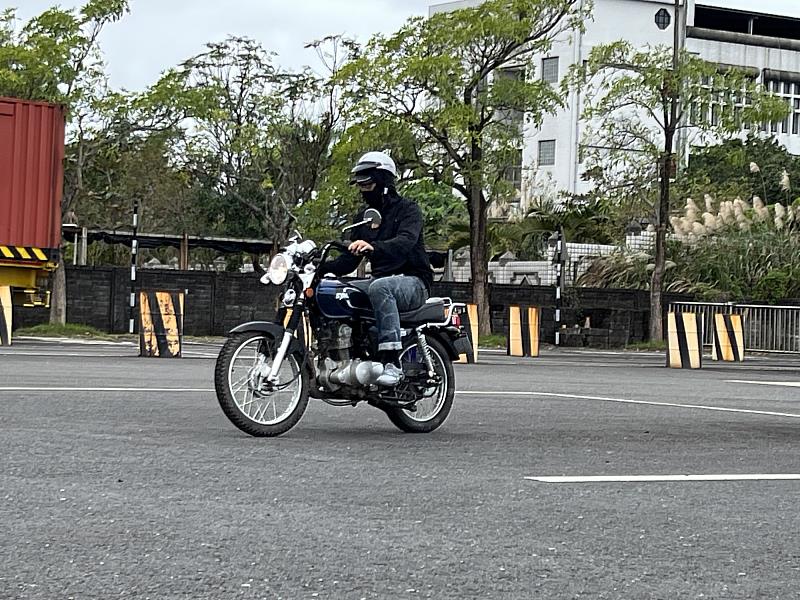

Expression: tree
xmin=566 ymin=36 xmax=788 ymax=341
xmin=173 ymin=35 xmax=351 ymax=244
xmin=0 ymin=1 xmax=129 ymax=325
xmin=338 ymin=0 xmax=589 ymax=335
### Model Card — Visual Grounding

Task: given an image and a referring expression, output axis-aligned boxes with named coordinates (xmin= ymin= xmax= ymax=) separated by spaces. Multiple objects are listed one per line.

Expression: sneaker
xmin=376 ymin=363 xmax=404 ymax=387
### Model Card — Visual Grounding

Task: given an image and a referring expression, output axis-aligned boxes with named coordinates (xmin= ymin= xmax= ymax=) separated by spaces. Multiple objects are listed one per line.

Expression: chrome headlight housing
xmin=267 ymin=253 xmax=290 ymax=285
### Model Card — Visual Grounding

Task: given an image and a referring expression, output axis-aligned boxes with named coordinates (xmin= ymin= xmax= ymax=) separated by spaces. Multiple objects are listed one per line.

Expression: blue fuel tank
xmin=315 ymin=279 xmax=373 ymax=319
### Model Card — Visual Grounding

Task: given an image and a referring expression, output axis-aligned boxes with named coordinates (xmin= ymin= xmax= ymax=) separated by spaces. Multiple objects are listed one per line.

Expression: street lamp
xmin=655 ymin=8 xmax=671 ymax=30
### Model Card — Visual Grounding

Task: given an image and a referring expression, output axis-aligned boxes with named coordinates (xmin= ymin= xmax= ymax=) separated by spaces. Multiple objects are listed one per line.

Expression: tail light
xmin=451 ymin=312 xmax=462 ymax=328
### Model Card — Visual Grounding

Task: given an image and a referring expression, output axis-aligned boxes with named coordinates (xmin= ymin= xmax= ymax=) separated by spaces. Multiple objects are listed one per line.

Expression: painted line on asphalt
xmin=728 ymin=380 xmax=800 ymax=388
xmin=0 ymin=351 xmax=135 ymax=357
xmin=456 ymin=391 xmax=800 ymax=419
xmin=0 ymin=387 xmax=214 ymax=393
xmin=525 ymin=474 xmax=800 ymax=483
xmin=15 ymin=336 xmax=136 ymax=346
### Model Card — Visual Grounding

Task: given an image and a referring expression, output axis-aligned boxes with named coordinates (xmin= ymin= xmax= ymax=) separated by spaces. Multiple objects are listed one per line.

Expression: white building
xmin=431 ymin=0 xmax=800 ymax=208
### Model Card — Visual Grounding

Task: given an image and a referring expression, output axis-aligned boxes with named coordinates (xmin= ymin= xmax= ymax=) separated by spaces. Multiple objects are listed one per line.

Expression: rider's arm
xmin=371 ymin=203 xmax=423 ymax=259
xmin=324 ymin=212 xmax=365 ymax=276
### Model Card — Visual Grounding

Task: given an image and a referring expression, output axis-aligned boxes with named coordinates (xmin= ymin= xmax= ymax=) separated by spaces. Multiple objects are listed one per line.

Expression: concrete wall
xmin=13 ymin=267 xmax=695 ymax=345
xmin=13 ymin=266 xmax=280 ymax=337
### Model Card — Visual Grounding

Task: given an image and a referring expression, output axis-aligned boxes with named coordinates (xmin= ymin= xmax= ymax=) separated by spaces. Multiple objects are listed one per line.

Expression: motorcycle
xmin=214 ymin=208 xmax=472 ymax=437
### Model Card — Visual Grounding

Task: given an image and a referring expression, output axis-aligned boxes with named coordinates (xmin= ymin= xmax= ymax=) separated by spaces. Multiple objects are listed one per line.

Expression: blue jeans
xmin=367 ymin=276 xmax=428 ymax=351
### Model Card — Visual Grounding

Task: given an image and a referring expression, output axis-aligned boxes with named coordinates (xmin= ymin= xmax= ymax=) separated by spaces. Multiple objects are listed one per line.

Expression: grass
xmin=478 ymin=334 xmax=507 ymax=349
xmin=625 ymin=339 xmax=667 ymax=352
xmin=15 ymin=323 xmax=119 ymax=340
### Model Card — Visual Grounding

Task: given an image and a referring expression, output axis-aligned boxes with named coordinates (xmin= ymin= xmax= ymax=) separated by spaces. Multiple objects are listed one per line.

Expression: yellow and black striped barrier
xmin=507 ymin=306 xmax=540 ymax=358
xmin=666 ymin=311 xmax=703 ymax=369
xmin=282 ymin=307 xmax=313 ymax=349
xmin=0 ymin=245 xmax=49 ymax=262
xmin=0 ymin=286 xmax=11 ymax=346
xmin=712 ymin=313 xmax=745 ymax=362
xmin=139 ymin=291 xmax=184 ymax=358
xmin=457 ymin=303 xmax=479 ymax=364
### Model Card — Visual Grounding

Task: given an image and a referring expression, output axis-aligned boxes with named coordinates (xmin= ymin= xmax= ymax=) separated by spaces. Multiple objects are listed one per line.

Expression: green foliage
xmin=15 ymin=322 xmax=115 ymax=339
xmin=680 ymin=135 xmax=800 ymax=204
xmin=578 ymin=231 xmax=800 ymax=303
xmin=401 ymin=180 xmax=467 ymax=250
xmin=0 ymin=1 xmax=128 ymax=105
xmin=478 ymin=334 xmax=507 ymax=349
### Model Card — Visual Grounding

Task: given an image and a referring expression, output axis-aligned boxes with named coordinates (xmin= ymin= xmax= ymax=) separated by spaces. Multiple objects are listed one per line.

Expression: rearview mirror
xmin=342 ymin=209 xmax=383 ymax=233
xmin=364 ymin=208 xmax=382 ymax=228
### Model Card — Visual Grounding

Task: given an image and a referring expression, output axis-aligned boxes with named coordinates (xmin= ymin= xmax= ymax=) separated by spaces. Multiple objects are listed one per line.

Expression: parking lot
xmin=2 ymin=339 xmax=799 ymax=599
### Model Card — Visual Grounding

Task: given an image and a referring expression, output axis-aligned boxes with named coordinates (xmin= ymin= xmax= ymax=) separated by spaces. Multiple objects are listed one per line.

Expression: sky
xmin=14 ymin=0 xmax=437 ymax=91
xmin=13 ymin=0 xmax=800 ymax=91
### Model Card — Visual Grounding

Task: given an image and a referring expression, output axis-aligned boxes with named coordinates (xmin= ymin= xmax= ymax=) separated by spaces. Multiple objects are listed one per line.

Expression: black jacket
xmin=326 ymin=193 xmax=433 ymax=290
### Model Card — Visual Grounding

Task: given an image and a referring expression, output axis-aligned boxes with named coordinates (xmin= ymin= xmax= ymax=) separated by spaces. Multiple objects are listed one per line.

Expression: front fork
xmin=267 ymin=296 xmax=305 ymax=383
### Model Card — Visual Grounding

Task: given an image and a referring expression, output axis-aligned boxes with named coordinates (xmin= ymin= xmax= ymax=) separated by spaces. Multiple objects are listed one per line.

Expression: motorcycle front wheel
xmin=385 ymin=336 xmax=455 ymax=434
xmin=215 ymin=332 xmax=309 ymax=437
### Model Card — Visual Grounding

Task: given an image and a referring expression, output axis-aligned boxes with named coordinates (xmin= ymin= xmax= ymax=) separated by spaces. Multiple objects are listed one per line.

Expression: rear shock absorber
xmin=415 ymin=328 xmax=436 ymax=378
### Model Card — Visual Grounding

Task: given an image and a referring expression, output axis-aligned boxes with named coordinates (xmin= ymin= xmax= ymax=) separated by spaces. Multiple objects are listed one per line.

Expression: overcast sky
xmin=15 ymin=0 xmax=436 ymax=91
xmin=14 ymin=0 xmax=800 ymax=91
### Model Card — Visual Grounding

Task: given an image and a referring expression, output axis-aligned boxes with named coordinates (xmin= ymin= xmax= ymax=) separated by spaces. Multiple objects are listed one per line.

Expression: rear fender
xmin=419 ymin=327 xmax=462 ymax=362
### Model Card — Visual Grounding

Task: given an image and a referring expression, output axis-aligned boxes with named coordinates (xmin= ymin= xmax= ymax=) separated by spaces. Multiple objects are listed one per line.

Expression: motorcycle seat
xmin=400 ymin=298 xmax=447 ymax=324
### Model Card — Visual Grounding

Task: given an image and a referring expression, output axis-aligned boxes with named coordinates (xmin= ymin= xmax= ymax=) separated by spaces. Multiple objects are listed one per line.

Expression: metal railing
xmin=668 ymin=301 xmax=800 ymax=354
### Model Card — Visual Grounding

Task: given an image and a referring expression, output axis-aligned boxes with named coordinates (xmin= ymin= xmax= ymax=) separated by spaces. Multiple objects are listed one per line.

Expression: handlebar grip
xmin=328 ymin=241 xmax=351 ymax=252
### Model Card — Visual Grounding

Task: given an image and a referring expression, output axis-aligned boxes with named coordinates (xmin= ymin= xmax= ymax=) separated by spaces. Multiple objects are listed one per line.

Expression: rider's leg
xmin=367 ymin=276 xmax=428 ymax=385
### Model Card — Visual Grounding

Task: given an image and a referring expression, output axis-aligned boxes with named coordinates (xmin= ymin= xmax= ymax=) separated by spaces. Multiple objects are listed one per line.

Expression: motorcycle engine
xmin=317 ymin=323 xmax=385 ymax=390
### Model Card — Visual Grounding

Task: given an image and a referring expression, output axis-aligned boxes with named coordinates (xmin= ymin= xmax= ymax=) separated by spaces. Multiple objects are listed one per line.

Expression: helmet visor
xmin=349 ymin=163 xmax=381 ymax=185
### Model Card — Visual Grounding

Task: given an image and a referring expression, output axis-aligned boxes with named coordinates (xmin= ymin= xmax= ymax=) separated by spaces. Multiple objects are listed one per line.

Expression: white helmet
xmin=350 ymin=151 xmax=398 ymax=184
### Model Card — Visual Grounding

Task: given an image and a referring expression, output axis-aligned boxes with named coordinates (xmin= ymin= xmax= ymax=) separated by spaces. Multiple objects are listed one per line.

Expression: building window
xmin=542 ymin=57 xmax=559 ymax=84
xmin=496 ymin=68 xmax=525 ymax=132
xmin=765 ymin=78 xmax=800 ymax=135
xmin=503 ymin=148 xmax=523 ymax=191
xmin=538 ymin=140 xmax=556 ymax=166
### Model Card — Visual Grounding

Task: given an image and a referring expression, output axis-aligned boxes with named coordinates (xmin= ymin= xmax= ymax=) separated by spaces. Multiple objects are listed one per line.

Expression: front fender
xmin=228 ymin=321 xmax=306 ymax=357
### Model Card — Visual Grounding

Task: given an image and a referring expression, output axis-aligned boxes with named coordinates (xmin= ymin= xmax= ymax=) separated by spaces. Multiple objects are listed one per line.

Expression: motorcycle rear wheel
xmin=215 ymin=332 xmax=309 ymax=437
xmin=385 ymin=336 xmax=454 ymax=434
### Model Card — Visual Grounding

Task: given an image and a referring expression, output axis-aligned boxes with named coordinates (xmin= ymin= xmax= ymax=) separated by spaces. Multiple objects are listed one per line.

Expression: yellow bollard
xmin=712 ymin=313 xmax=745 ymax=362
xmin=0 ymin=286 xmax=11 ymax=346
xmin=507 ymin=306 xmax=540 ymax=358
xmin=457 ymin=304 xmax=479 ymax=364
xmin=666 ymin=311 xmax=702 ymax=369
xmin=139 ymin=291 xmax=184 ymax=358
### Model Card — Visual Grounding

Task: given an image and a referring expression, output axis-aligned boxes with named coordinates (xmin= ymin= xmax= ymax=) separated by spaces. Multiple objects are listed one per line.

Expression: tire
xmin=215 ymin=331 xmax=309 ymax=437
xmin=385 ymin=335 xmax=455 ymax=434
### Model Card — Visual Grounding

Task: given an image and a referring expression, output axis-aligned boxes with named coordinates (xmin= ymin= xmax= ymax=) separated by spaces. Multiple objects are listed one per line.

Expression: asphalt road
xmin=1 ymin=339 xmax=799 ymax=599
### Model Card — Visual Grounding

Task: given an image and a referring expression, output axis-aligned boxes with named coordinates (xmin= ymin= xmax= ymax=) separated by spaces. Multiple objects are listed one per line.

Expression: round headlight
xmin=267 ymin=253 xmax=290 ymax=285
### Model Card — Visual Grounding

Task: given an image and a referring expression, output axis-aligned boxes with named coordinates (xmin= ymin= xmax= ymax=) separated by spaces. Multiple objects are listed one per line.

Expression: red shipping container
xmin=0 ymin=97 xmax=65 ymax=252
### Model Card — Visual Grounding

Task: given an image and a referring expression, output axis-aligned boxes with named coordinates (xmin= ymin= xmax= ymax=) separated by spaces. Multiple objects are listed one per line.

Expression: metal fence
xmin=668 ymin=301 xmax=800 ymax=354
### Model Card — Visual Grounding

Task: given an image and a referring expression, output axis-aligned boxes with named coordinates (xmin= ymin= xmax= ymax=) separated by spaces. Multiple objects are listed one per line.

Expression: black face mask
xmin=361 ymin=187 xmax=385 ymax=208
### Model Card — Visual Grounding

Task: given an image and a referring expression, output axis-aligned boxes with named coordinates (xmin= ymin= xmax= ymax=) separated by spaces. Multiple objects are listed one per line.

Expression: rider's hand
xmin=349 ymin=240 xmax=374 ymax=255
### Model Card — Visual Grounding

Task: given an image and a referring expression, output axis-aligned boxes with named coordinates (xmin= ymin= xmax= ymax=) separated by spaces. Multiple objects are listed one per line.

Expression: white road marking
xmin=728 ymin=380 xmax=800 ymax=388
xmin=15 ymin=336 xmax=136 ymax=346
xmin=0 ymin=387 xmax=214 ymax=393
xmin=526 ymin=474 xmax=800 ymax=483
xmin=0 ymin=351 xmax=133 ymax=357
xmin=0 ymin=388 xmax=796 ymax=421
xmin=456 ymin=391 xmax=800 ymax=419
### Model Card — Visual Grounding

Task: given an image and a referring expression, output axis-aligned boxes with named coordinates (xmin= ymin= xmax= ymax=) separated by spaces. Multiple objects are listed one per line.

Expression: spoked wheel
xmin=215 ymin=332 xmax=309 ymax=437
xmin=384 ymin=336 xmax=454 ymax=434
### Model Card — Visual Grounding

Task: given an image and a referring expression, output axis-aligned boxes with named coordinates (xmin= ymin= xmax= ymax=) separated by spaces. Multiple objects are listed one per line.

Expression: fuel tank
xmin=316 ymin=279 xmax=373 ymax=319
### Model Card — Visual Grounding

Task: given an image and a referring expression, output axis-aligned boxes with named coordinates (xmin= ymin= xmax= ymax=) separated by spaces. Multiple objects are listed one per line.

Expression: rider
xmin=325 ymin=151 xmax=433 ymax=386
